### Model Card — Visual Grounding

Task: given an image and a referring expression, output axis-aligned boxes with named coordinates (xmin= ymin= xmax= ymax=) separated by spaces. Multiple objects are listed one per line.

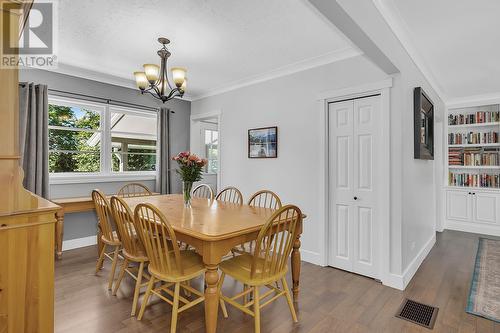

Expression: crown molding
xmin=191 ymin=47 xmax=362 ymax=101
xmin=446 ymin=92 xmax=500 ymax=109
xmin=33 ymin=63 xmax=193 ymax=101
xmin=372 ymin=0 xmax=448 ymax=103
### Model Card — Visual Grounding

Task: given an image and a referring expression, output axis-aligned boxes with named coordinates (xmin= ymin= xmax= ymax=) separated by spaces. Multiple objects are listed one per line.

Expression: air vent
xmin=396 ymin=298 xmax=439 ymax=329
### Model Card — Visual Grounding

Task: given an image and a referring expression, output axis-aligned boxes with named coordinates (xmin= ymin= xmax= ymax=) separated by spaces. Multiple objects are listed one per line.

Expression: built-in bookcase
xmin=447 ymin=104 xmax=500 ymax=189
xmin=445 ymin=103 xmax=500 ymax=234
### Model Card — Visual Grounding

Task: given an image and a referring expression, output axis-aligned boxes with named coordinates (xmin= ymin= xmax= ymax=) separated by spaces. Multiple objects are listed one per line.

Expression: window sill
xmin=49 ymin=172 xmax=156 ymax=185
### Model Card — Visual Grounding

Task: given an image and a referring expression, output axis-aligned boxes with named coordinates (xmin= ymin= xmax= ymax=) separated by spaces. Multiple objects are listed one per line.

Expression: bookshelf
xmin=445 ymin=103 xmax=500 ymax=234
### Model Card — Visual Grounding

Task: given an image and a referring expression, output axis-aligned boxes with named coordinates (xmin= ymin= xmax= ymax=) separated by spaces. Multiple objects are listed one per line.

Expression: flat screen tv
xmin=414 ymin=87 xmax=434 ymax=160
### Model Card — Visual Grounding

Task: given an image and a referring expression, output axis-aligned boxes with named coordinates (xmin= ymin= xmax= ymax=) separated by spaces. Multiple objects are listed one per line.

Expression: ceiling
xmin=379 ymin=0 xmax=500 ymax=102
xmin=52 ymin=0 xmax=358 ymax=100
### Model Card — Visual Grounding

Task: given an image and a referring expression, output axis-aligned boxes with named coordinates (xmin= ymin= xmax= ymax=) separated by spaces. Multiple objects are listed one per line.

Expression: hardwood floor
xmin=55 ymin=230 xmax=500 ymax=332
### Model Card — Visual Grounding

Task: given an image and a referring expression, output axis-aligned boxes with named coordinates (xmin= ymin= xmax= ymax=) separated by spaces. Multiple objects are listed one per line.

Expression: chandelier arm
xmin=143 ymin=88 xmax=162 ymax=100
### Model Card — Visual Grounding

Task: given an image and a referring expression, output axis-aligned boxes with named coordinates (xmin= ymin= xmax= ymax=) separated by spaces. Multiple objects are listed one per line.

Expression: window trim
xmin=48 ymin=96 xmax=159 ymax=182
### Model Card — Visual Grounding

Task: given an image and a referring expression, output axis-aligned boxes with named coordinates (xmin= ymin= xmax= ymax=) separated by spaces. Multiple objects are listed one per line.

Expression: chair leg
xmin=131 ymin=261 xmax=144 ymax=316
xmin=218 ymin=273 xmax=228 ymax=318
xmin=281 ymin=277 xmax=298 ymax=322
xmin=170 ymin=282 xmax=180 ymax=333
xmin=138 ymin=277 xmax=155 ymax=320
xmin=254 ymin=286 xmax=261 ymax=333
xmin=95 ymin=244 xmax=106 ymax=274
xmin=112 ymin=258 xmax=128 ymax=295
xmin=107 ymin=246 xmax=120 ymax=290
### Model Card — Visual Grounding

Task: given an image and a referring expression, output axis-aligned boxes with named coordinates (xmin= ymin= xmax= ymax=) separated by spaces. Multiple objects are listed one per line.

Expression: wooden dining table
xmin=121 ymin=194 xmax=304 ymax=333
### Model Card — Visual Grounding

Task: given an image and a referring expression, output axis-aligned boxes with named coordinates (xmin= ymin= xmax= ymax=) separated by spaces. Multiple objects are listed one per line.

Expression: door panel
xmin=473 ymin=192 xmax=499 ymax=224
xmin=329 ymin=101 xmax=354 ymax=271
xmin=446 ymin=190 xmax=471 ymax=221
xmin=357 ymin=134 xmax=372 ymax=190
xmin=357 ymin=206 xmax=373 ymax=263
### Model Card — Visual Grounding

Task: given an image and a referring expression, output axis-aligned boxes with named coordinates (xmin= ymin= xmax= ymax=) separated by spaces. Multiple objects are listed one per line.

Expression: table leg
xmin=291 ymin=234 xmax=301 ymax=300
xmin=204 ymin=264 xmax=220 ymax=333
xmin=55 ymin=210 xmax=64 ymax=260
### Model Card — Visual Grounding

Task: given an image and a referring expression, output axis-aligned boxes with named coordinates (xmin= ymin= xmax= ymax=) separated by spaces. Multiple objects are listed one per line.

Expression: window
xmin=204 ymin=129 xmax=218 ymax=174
xmin=48 ymin=97 xmax=157 ymax=180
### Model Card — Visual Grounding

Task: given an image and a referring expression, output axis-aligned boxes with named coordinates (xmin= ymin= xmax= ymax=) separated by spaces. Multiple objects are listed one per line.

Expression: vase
xmin=182 ymin=181 xmax=193 ymax=207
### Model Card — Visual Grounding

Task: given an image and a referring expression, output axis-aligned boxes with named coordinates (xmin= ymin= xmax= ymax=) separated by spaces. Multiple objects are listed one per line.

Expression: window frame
xmin=203 ymin=128 xmax=218 ymax=175
xmin=48 ymin=96 xmax=158 ymax=184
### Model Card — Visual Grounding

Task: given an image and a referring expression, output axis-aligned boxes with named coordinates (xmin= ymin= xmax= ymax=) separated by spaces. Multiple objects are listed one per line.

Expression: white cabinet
xmin=446 ymin=189 xmax=500 ymax=227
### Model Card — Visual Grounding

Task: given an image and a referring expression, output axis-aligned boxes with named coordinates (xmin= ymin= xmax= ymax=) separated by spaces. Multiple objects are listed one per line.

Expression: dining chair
xmin=234 ymin=190 xmax=283 ymax=256
xmin=216 ymin=186 xmax=243 ymax=205
xmin=92 ymin=189 xmax=121 ymax=290
xmin=218 ymin=205 xmax=302 ymax=333
xmin=109 ymin=196 xmax=150 ymax=316
xmin=117 ymin=182 xmax=153 ymax=198
xmin=134 ymin=203 xmax=206 ymax=333
xmin=192 ymin=183 xmax=214 ymax=200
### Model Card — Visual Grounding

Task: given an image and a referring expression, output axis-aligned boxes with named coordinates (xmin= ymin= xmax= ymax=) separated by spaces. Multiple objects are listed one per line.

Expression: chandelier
xmin=133 ymin=37 xmax=187 ymax=103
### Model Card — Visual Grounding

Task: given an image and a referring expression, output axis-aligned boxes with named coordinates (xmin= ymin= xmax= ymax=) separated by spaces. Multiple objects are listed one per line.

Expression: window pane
xmin=49 ymin=151 xmax=100 ymax=173
xmin=49 ymin=104 xmax=100 ymax=130
xmin=49 ymin=129 xmax=101 ymax=151
xmin=112 ymin=153 xmax=156 ymax=172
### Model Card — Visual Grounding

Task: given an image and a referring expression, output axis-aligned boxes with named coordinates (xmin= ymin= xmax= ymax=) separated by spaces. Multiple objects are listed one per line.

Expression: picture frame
xmin=248 ymin=126 xmax=278 ymax=158
xmin=413 ymin=87 xmax=434 ymax=160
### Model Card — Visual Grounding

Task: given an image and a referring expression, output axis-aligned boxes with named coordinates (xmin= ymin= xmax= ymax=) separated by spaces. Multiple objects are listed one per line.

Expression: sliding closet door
xmin=328 ymin=95 xmax=380 ymax=279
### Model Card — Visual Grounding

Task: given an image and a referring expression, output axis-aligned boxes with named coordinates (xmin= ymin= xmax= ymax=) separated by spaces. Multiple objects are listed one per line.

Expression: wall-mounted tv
xmin=414 ymin=87 xmax=434 ymax=160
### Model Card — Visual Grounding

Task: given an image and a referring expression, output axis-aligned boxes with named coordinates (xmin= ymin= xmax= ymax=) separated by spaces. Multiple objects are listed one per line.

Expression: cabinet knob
xmin=468 ymin=192 xmax=471 ymax=195
xmin=354 ymin=196 xmax=358 ymax=200
xmin=472 ymin=193 xmax=476 ymax=195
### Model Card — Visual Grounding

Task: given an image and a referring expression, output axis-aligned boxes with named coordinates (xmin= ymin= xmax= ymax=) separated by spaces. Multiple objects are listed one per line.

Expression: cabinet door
xmin=446 ymin=190 xmax=471 ymax=221
xmin=472 ymin=192 xmax=499 ymax=224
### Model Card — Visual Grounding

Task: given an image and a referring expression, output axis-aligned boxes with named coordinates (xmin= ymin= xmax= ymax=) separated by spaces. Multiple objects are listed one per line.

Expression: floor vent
xmin=396 ymin=298 xmax=439 ymax=329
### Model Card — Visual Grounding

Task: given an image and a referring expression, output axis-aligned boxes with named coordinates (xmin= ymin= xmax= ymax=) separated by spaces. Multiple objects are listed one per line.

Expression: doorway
xmin=328 ymin=94 xmax=382 ymax=279
xmin=190 ymin=112 xmax=221 ymax=194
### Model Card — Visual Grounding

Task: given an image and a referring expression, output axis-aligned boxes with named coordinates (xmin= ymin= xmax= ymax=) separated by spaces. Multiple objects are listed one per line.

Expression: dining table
xmin=121 ymin=194 xmax=304 ymax=333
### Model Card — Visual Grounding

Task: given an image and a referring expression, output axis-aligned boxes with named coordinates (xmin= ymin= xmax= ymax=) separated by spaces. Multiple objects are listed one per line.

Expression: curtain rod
xmin=47 ymin=88 xmax=167 ymax=113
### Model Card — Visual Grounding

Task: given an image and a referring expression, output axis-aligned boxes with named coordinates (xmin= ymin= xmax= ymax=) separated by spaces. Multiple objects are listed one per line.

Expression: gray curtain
xmin=156 ymin=107 xmax=171 ymax=194
xmin=19 ymin=83 xmax=49 ymax=198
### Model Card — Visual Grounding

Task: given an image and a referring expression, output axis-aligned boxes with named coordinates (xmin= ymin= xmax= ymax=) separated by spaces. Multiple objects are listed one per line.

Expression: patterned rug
xmin=466 ymin=238 xmax=500 ymax=322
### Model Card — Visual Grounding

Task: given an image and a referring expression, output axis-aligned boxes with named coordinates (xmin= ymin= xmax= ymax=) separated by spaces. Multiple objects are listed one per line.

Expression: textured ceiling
xmin=54 ymin=0 xmax=357 ymax=99
xmin=382 ymin=0 xmax=500 ymax=101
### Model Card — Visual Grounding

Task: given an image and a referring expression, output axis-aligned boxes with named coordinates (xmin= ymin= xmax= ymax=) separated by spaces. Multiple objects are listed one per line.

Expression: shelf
xmin=448 ymin=122 xmax=500 ymax=129
xmin=448 ymin=143 xmax=500 ymax=148
xmin=448 ymin=165 xmax=500 ymax=170
xmin=445 ymin=186 xmax=500 ymax=191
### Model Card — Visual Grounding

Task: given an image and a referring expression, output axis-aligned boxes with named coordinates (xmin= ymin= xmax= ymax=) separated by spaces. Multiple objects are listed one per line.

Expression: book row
xmin=448 ymin=111 xmax=500 ymax=125
xmin=449 ymin=172 xmax=500 ymax=188
xmin=448 ymin=131 xmax=499 ymax=145
xmin=448 ymin=148 xmax=499 ymax=166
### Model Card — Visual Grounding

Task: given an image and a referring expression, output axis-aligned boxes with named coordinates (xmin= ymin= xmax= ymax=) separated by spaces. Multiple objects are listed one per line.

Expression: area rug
xmin=466 ymin=238 xmax=500 ymax=322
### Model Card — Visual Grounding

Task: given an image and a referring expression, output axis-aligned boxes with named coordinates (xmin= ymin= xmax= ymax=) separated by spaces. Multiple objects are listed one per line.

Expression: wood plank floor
xmin=55 ymin=230 xmax=500 ymax=333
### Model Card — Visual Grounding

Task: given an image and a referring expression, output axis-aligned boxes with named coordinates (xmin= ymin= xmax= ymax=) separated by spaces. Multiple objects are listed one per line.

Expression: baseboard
xmin=382 ymin=233 xmax=436 ymax=291
xmin=300 ymin=249 xmax=324 ymax=266
xmin=446 ymin=220 xmax=500 ymax=237
xmin=62 ymin=235 xmax=97 ymax=251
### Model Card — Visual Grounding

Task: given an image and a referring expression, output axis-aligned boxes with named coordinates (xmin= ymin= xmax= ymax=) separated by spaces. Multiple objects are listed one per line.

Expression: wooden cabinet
xmin=446 ymin=189 xmax=500 ymax=233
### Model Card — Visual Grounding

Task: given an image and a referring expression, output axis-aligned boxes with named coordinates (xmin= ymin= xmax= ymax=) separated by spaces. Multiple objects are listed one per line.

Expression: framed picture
xmin=413 ymin=87 xmax=434 ymax=160
xmin=248 ymin=126 xmax=278 ymax=158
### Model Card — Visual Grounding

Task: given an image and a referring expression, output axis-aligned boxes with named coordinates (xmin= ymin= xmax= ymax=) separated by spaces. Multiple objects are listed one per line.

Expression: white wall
xmin=336 ymin=0 xmax=446 ymax=280
xmin=192 ymin=56 xmax=388 ymax=264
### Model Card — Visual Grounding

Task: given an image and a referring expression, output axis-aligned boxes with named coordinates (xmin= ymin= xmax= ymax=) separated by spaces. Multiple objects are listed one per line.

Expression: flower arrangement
xmin=172 ymin=151 xmax=207 ymax=206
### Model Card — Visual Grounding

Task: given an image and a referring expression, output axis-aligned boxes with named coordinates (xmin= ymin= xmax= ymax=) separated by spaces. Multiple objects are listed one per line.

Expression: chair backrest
xmin=215 ymin=186 xmax=243 ymax=205
xmin=117 ymin=183 xmax=152 ymax=198
xmin=134 ymin=203 xmax=183 ymax=276
xmin=192 ymin=183 xmax=214 ymax=200
xmin=251 ymin=205 xmax=302 ymax=280
xmin=110 ymin=195 xmax=144 ymax=258
xmin=248 ymin=190 xmax=282 ymax=210
xmin=91 ymin=189 xmax=116 ymax=243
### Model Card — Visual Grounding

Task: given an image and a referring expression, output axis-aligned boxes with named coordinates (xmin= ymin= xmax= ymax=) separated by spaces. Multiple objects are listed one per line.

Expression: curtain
xmin=156 ymin=107 xmax=171 ymax=194
xmin=19 ymin=83 xmax=49 ymax=198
